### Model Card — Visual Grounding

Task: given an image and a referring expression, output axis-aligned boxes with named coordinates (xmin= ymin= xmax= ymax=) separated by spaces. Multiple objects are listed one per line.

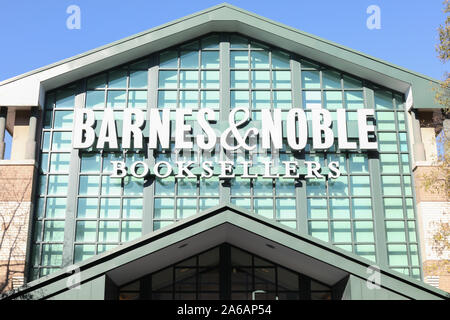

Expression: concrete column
xmin=24 ymin=107 xmax=38 ymax=160
xmin=0 ymin=107 xmax=7 ymax=160
xmin=410 ymin=109 xmax=426 ymax=162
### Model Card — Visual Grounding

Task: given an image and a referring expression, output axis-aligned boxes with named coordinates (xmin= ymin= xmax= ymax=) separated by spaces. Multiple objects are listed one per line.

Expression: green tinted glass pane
xmin=81 ymin=153 xmax=101 ymax=172
xmin=335 ymin=244 xmax=353 ymax=252
xmin=410 ymin=244 xmax=419 ymax=266
xmin=231 ymin=177 xmax=251 ymax=196
xmin=153 ymin=221 xmax=174 ymax=231
xmin=201 ymin=71 xmax=219 ymax=88
xmin=380 ymin=154 xmax=400 ymax=173
xmin=408 ymin=221 xmax=417 ymax=242
xmin=108 ymin=69 xmax=127 ymax=88
xmin=302 ymin=71 xmax=320 ymax=89
xmin=52 ymin=132 xmax=72 ymax=151
xmin=230 ymin=51 xmax=249 ymax=68
xmin=177 ymin=198 xmax=197 ymax=219
xmin=159 ymin=70 xmax=177 ymax=88
xmin=307 ymin=198 xmax=327 ymax=219
xmin=41 ymin=244 xmax=63 ymax=266
xmin=158 ymin=90 xmax=177 ymax=108
xmin=124 ymin=176 xmax=143 ymax=196
xmin=77 ymin=198 xmax=98 ymax=218
xmin=102 ymin=176 xmax=122 ymax=195
xmin=251 ymin=51 xmax=269 ymax=68
xmin=201 ymin=34 xmax=219 ymax=49
xmin=87 ymin=74 xmax=106 ymax=89
xmin=349 ymin=154 xmax=368 ymax=173
xmin=381 ymin=176 xmax=402 ymax=196
xmin=49 ymin=153 xmax=70 ymax=172
xmin=100 ymin=198 xmax=121 ymax=219
xmin=155 ymin=178 xmax=175 ymax=196
xmin=343 ymin=75 xmax=362 ymax=88
xmin=375 ymin=91 xmax=394 ymax=109
xmin=201 ymin=90 xmax=219 ymax=109
xmin=47 ymin=175 xmax=68 ymax=195
xmin=345 ymin=91 xmax=364 ymax=109
xmin=154 ymin=198 xmax=174 ymax=219
xmin=123 ymin=198 xmax=142 ymax=219
xmin=74 ymin=245 xmax=96 ymax=263
xmin=39 ymin=175 xmax=47 ymax=195
xmin=107 ymin=91 xmax=126 ymax=108
xmin=376 ymin=112 xmax=396 ymax=130
xmin=276 ymin=198 xmax=296 ymax=219
xmin=398 ymin=112 xmax=406 ymax=131
xmin=353 ymin=221 xmax=374 ymax=242
xmin=53 ymin=111 xmax=73 ymax=129
xmin=272 ymin=71 xmax=291 ymax=88
xmin=199 ymin=198 xmax=219 ymax=211
xmin=76 ymin=221 xmax=97 ymax=242
xmin=231 ymin=198 xmax=251 ymax=210
xmin=309 ymin=221 xmax=329 ymax=242
xmin=230 ymin=35 xmax=248 ymax=48
xmin=331 ymin=221 xmax=351 ymax=243
xmin=160 ymin=51 xmax=178 ymax=68
xmin=44 ymin=111 xmax=52 ymax=129
xmin=386 ymin=221 xmax=406 ymax=242
xmin=355 ymin=245 xmax=376 ymax=262
xmin=322 ymin=71 xmax=341 ymax=89
xmin=178 ymin=178 xmax=197 ymax=196
xmin=302 ymin=91 xmax=321 ymax=109
xmin=403 ymin=176 xmax=412 ymax=196
xmin=128 ymin=90 xmax=147 ymax=108
xmin=44 ymin=221 xmax=65 ymax=241
xmin=180 ymin=70 xmax=198 ymax=88
xmin=323 ymin=91 xmax=342 ymax=109
xmin=254 ymin=178 xmax=273 ymax=196
xmin=401 ymin=154 xmax=410 ymax=174
xmin=201 ymin=51 xmax=219 ymax=68
xmin=307 ymin=178 xmax=326 ymax=196
xmin=378 ymin=132 xmax=398 ymax=152
xmin=98 ymin=221 xmax=120 ymax=242
xmin=97 ymin=244 xmax=117 ymax=254
xmin=273 ymin=91 xmax=292 ymax=109
xmin=399 ymin=133 xmax=408 ymax=152
xmin=86 ymin=90 xmax=105 ymax=108
xmin=179 ymin=90 xmax=198 ymax=108
xmin=272 ymin=51 xmax=290 ymax=69
xmin=329 ymin=175 xmax=349 ymax=196
xmin=42 ymin=132 xmax=51 ymax=151
xmin=405 ymin=198 xmax=415 ymax=219
xmin=200 ymin=177 xmax=219 ymax=196
xmin=55 ymin=89 xmax=75 ymax=108
xmin=350 ymin=176 xmax=370 ymax=196
xmin=352 ymin=198 xmax=372 ymax=219
xmin=252 ymin=71 xmax=270 ymax=88
xmin=79 ymin=175 xmax=100 ymax=195
xmin=330 ymin=198 xmax=350 ymax=219
xmin=279 ymin=220 xmax=297 ymax=229
xmin=102 ymin=153 xmax=123 ymax=172
xmin=254 ymin=198 xmax=273 ymax=219
xmin=121 ymin=221 xmax=142 ymax=242
xmin=33 ymin=221 xmax=43 ymax=242
xmin=388 ymin=244 xmax=408 ymax=266
xmin=384 ymin=198 xmax=404 ymax=219
xmin=180 ymin=51 xmax=198 ymax=68
xmin=46 ymin=198 xmax=66 ymax=218
xmin=250 ymin=91 xmax=269 ymax=109
xmin=129 ymin=70 xmax=147 ymax=88
xmin=36 ymin=198 xmax=45 ymax=219
xmin=276 ymin=179 xmax=295 ymax=196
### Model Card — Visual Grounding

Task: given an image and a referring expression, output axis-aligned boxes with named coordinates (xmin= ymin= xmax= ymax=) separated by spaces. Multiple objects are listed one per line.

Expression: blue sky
xmin=0 ymin=0 xmax=446 ymax=158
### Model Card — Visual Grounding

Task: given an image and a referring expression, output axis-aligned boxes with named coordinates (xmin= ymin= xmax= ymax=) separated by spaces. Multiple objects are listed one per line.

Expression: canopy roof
xmin=0 ymin=3 xmax=441 ymax=110
xmin=4 ymin=204 xmax=448 ymax=300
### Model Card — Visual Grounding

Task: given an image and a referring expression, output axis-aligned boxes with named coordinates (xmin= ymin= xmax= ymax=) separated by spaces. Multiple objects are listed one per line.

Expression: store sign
xmin=72 ymin=107 xmax=377 ymax=179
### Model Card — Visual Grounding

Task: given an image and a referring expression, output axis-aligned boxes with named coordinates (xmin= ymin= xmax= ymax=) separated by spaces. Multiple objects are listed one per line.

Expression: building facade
xmin=0 ymin=4 xmax=448 ymax=300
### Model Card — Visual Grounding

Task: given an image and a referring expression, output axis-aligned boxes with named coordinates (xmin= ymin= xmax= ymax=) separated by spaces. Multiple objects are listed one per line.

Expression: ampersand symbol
xmin=220 ymin=107 xmax=259 ymax=151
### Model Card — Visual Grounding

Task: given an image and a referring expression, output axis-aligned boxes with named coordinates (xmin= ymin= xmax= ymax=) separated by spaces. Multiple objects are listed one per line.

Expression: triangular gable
xmin=4 ymin=204 xmax=448 ymax=300
xmin=0 ymin=3 xmax=441 ymax=110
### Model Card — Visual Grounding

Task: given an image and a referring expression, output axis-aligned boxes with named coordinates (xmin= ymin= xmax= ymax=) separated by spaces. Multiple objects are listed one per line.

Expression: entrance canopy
xmin=5 ymin=205 xmax=448 ymax=300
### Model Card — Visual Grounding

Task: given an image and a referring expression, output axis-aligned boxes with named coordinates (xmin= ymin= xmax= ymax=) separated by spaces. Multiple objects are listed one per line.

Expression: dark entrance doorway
xmin=118 ymin=244 xmax=332 ymax=300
